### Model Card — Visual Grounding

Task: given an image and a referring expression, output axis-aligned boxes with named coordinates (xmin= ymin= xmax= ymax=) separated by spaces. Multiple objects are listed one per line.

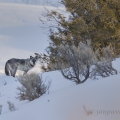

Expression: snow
xmin=0 ymin=1 xmax=120 ymax=120
xmin=0 ymin=65 xmax=120 ymax=120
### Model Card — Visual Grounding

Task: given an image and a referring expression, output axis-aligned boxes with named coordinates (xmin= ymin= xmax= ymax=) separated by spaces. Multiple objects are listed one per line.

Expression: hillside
xmin=0 ymin=61 xmax=120 ymax=120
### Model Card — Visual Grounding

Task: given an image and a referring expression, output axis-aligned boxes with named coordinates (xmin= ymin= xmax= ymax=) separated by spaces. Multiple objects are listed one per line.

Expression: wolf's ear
xmin=34 ymin=53 xmax=41 ymax=58
xmin=30 ymin=56 xmax=33 ymax=59
xmin=35 ymin=53 xmax=39 ymax=56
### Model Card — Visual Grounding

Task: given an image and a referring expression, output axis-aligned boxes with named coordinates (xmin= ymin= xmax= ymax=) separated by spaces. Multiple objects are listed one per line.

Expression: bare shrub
xmin=83 ymin=105 xmax=93 ymax=115
xmin=0 ymin=105 xmax=3 ymax=114
xmin=7 ymin=101 xmax=16 ymax=111
xmin=53 ymin=42 xmax=117 ymax=84
xmin=16 ymin=73 xmax=51 ymax=101
xmin=55 ymin=43 xmax=95 ymax=84
xmin=91 ymin=45 xmax=117 ymax=79
xmin=91 ymin=61 xmax=117 ymax=79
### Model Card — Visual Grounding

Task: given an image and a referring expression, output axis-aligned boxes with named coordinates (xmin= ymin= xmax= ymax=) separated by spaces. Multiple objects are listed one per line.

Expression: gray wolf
xmin=5 ymin=55 xmax=38 ymax=77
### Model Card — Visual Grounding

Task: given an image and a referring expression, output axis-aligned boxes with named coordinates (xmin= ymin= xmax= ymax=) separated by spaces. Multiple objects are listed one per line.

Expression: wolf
xmin=5 ymin=55 xmax=38 ymax=77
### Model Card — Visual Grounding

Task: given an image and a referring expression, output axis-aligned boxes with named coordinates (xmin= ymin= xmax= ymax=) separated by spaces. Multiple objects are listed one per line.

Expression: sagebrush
xmin=16 ymin=73 xmax=51 ymax=101
xmin=7 ymin=101 xmax=16 ymax=111
xmin=49 ymin=42 xmax=117 ymax=84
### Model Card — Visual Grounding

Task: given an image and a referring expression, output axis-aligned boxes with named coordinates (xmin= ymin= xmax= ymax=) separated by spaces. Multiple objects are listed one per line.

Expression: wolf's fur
xmin=5 ymin=56 xmax=38 ymax=77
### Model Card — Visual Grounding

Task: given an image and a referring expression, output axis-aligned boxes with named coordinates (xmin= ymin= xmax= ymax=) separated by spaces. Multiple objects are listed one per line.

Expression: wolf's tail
xmin=5 ymin=62 xmax=10 ymax=76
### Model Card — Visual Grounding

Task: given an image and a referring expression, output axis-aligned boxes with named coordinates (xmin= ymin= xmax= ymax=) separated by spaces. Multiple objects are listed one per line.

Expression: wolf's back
xmin=5 ymin=62 xmax=10 ymax=76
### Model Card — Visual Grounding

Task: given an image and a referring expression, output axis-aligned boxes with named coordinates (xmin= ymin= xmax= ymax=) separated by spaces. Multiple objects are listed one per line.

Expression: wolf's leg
xmin=7 ymin=64 xmax=12 ymax=76
xmin=12 ymin=67 xmax=18 ymax=77
xmin=9 ymin=70 xmax=12 ymax=76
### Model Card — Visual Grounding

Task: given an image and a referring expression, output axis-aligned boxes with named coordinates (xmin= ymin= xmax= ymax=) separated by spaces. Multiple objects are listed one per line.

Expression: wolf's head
xmin=30 ymin=56 xmax=38 ymax=66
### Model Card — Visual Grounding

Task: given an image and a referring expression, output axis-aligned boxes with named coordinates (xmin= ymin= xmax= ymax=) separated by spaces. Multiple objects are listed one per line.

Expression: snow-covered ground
xmin=0 ymin=59 xmax=120 ymax=120
xmin=0 ymin=1 xmax=120 ymax=120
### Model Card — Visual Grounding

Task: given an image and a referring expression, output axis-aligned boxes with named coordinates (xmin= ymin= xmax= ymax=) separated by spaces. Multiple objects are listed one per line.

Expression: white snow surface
xmin=0 ymin=2 xmax=120 ymax=120
xmin=0 ymin=59 xmax=120 ymax=120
